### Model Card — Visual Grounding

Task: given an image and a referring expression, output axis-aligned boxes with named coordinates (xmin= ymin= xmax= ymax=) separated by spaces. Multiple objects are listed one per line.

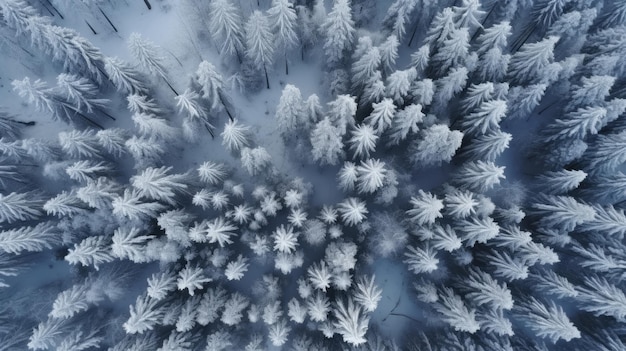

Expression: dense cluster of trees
xmin=1 ymin=0 xmax=626 ymax=350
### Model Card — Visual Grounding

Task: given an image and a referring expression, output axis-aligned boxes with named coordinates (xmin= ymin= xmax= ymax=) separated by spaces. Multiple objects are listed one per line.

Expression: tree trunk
xmin=143 ymin=0 xmax=152 ymax=10
xmin=218 ymin=92 xmax=234 ymax=121
xmin=285 ymin=52 xmax=289 ymax=75
xmin=43 ymin=0 xmax=64 ymax=18
xmin=98 ymin=7 xmax=118 ymax=32
xmin=164 ymin=79 xmax=179 ymax=96
xmin=263 ymin=65 xmax=270 ymax=89
xmin=85 ymin=21 xmax=97 ymax=35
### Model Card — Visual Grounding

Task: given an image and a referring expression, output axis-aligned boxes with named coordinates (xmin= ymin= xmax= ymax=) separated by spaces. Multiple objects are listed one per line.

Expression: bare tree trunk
xmin=285 ymin=52 xmax=288 ymax=75
xmin=98 ymin=6 xmax=118 ymax=32
xmin=85 ymin=21 xmax=97 ymax=35
xmin=263 ymin=65 xmax=270 ymax=89
xmin=143 ymin=0 xmax=152 ymax=10
xmin=43 ymin=0 xmax=64 ymax=18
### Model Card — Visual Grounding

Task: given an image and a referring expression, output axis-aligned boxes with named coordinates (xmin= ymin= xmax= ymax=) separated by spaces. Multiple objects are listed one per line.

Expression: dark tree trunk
xmin=85 ymin=21 xmax=97 ymax=35
xmin=263 ymin=65 xmax=270 ymax=89
xmin=285 ymin=52 xmax=289 ymax=75
xmin=144 ymin=0 xmax=152 ymax=10
xmin=98 ymin=7 xmax=118 ymax=32
xmin=43 ymin=0 xmax=64 ymax=18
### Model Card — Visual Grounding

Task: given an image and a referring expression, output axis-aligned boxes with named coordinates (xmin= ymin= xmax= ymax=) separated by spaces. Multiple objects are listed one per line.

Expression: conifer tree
xmin=310 ymin=117 xmax=344 ymax=166
xmin=379 ymin=35 xmax=399 ymax=75
xmin=245 ymin=11 xmax=275 ymax=89
xmin=322 ymin=0 xmax=355 ymax=65
xmin=268 ymin=0 xmax=298 ymax=75
xmin=530 ymin=194 xmax=596 ymax=232
xmin=410 ymin=124 xmax=463 ymax=167
xmin=221 ymin=119 xmax=250 ymax=152
xmin=433 ymin=287 xmax=480 ymax=333
xmin=104 ymin=57 xmax=148 ymax=95
xmin=460 ymin=129 xmax=512 ymax=162
xmin=0 ymin=222 xmax=59 ymax=254
xmin=127 ymin=32 xmax=177 ymax=95
xmin=209 ymin=0 xmax=245 ymax=62
xmin=406 ymin=190 xmax=444 ymax=226
xmin=0 ymin=190 xmax=44 ymax=223
xmin=364 ymin=98 xmax=396 ymax=135
xmin=348 ymin=124 xmax=378 ymax=160
xmin=386 ymin=68 xmax=417 ymax=105
xmin=460 ymin=99 xmax=508 ymax=135
xmin=382 ymin=0 xmax=418 ymax=40
xmin=332 ymin=297 xmax=369 ymax=346
xmin=535 ymin=169 xmax=587 ymax=194
xmin=508 ymin=36 xmax=559 ymax=85
xmin=476 ymin=21 xmax=511 ymax=55
xmin=582 ymin=131 xmax=626 ymax=175
xmin=275 ymin=84 xmax=304 ymax=135
xmin=515 ymin=297 xmax=580 ymax=343
xmin=544 ymin=106 xmax=607 ymax=141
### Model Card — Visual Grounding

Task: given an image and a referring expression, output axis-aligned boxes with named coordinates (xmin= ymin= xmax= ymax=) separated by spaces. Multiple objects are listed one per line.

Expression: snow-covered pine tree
xmin=12 ymin=77 xmax=102 ymax=128
xmin=508 ymin=36 xmax=559 ymax=85
xmin=131 ymin=113 xmax=178 ymax=141
xmin=123 ymin=294 xmax=165 ymax=334
xmin=240 ymin=146 xmax=272 ymax=176
xmin=111 ymin=227 xmax=153 ymax=263
xmin=382 ymin=0 xmax=418 ymax=41
xmin=65 ymin=160 xmax=112 ymax=183
xmin=268 ymin=0 xmax=298 ymax=75
xmin=209 ymin=0 xmax=245 ymax=62
xmin=125 ymin=135 xmax=165 ymax=168
xmin=221 ymin=292 xmax=250 ymax=326
xmin=356 ymin=159 xmax=386 ymax=194
xmin=430 ymin=27 xmax=470 ymax=77
xmin=576 ymin=275 xmax=626 ymax=321
xmin=104 ymin=57 xmax=148 ymax=95
xmin=386 ymin=103 xmax=423 ymax=145
xmin=482 ymin=249 xmax=529 ymax=281
xmin=348 ymin=124 xmax=378 ymax=160
xmin=406 ymin=190 xmax=443 ymax=226
xmin=127 ymin=32 xmax=177 ymax=95
xmin=0 ymin=221 xmax=59 ymax=254
xmin=177 ymin=265 xmax=211 ymax=296
xmin=476 ymin=21 xmax=511 ymax=56
xmin=456 ymin=216 xmax=500 ymax=247
xmin=55 ymin=74 xmax=109 ymax=114
xmin=322 ymin=0 xmax=355 ymax=66
xmin=130 ymin=166 xmax=188 ymax=205
xmin=410 ymin=124 xmax=463 ymax=167
xmin=544 ymin=106 xmax=607 ymax=141
xmin=65 ymin=236 xmax=114 ymax=270
xmin=337 ymin=197 xmax=368 ymax=226
xmin=515 ymin=297 xmax=580 ymax=343
xmin=175 ymin=88 xmax=213 ymax=140
xmin=364 ymin=98 xmax=396 ymax=135
xmin=433 ymin=287 xmax=480 ymax=333
xmin=476 ymin=48 xmax=510 ymax=82
xmin=327 ymin=94 xmax=357 ymax=136
xmin=581 ymin=131 xmax=626 ymax=175
xmin=111 ymin=188 xmax=165 ymax=221
xmin=404 ymin=244 xmax=438 ymax=274
xmin=0 ymin=190 xmax=44 ymax=223
xmin=434 ymin=67 xmax=469 ymax=107
xmin=460 ymin=129 xmax=512 ymax=162
xmin=245 ymin=11 xmax=275 ymax=89
xmin=424 ymin=7 xmax=455 ymax=50
xmin=457 ymin=267 xmax=513 ymax=310
xmin=460 ymin=99 xmax=508 ymax=136
xmin=221 ymin=119 xmax=250 ymax=153
xmin=332 ymin=297 xmax=369 ymax=346
xmin=453 ymin=161 xmax=505 ymax=193
xmin=386 ymin=68 xmax=417 ymax=105
xmin=353 ymin=275 xmax=382 ymax=312
xmin=43 ymin=190 xmax=86 ymax=217
xmin=275 ymin=84 xmax=304 ymax=136
xmin=535 ymin=169 xmax=586 ymax=194
xmin=530 ymin=194 xmax=596 ymax=232
xmin=310 ymin=117 xmax=344 ymax=166
xmin=351 ymin=37 xmax=380 ymax=92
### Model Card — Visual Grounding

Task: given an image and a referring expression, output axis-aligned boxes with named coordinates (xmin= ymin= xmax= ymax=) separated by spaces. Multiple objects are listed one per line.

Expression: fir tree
xmin=508 ymin=36 xmax=559 ymax=85
xmin=268 ymin=0 xmax=298 ymax=75
xmin=515 ymin=297 xmax=580 ymax=343
xmin=0 ymin=191 xmax=44 ymax=223
xmin=221 ymin=119 xmax=250 ymax=153
xmin=104 ymin=57 xmax=148 ymax=95
xmin=535 ymin=169 xmax=587 ymax=194
xmin=131 ymin=166 xmax=189 ymax=205
xmin=127 ymin=32 xmax=177 ymax=95
xmin=453 ymin=161 xmax=505 ymax=193
xmin=275 ymin=84 xmax=304 ymax=135
xmin=322 ymin=0 xmax=355 ymax=65
xmin=310 ymin=117 xmax=344 ymax=166
xmin=530 ymin=194 xmax=596 ymax=231
xmin=0 ymin=222 xmax=59 ymax=254
xmin=433 ymin=287 xmax=480 ymax=333
xmin=245 ymin=11 xmax=275 ymax=89
xmin=209 ymin=0 xmax=245 ymax=62
xmin=332 ymin=297 xmax=369 ymax=346
xmin=410 ymin=124 xmax=463 ymax=167
xmin=348 ymin=124 xmax=378 ymax=160
xmin=460 ymin=129 xmax=512 ymax=162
